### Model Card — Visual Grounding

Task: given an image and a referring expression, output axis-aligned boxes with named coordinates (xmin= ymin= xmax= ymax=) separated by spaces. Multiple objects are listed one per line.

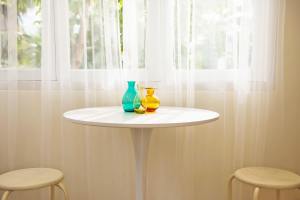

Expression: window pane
xmin=69 ymin=0 xmax=116 ymax=69
xmin=194 ymin=0 xmax=253 ymax=69
xmin=17 ymin=0 xmax=42 ymax=68
xmin=0 ymin=0 xmax=41 ymax=68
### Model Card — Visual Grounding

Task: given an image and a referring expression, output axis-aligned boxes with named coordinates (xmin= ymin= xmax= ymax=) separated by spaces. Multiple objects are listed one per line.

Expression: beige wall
xmin=0 ymin=0 xmax=299 ymax=200
xmin=284 ymin=0 xmax=300 ymax=170
xmin=263 ymin=0 xmax=300 ymax=169
xmin=260 ymin=1 xmax=300 ymax=198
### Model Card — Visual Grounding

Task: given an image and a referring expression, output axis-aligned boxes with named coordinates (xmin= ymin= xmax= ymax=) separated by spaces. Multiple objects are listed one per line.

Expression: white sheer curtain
xmin=0 ymin=0 xmax=290 ymax=200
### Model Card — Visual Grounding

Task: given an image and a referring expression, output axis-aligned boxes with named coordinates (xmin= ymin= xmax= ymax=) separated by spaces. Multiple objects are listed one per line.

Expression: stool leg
xmin=228 ymin=175 xmax=235 ymax=200
xmin=50 ymin=185 xmax=55 ymax=200
xmin=56 ymin=182 xmax=69 ymax=200
xmin=253 ymin=187 xmax=260 ymax=200
xmin=1 ymin=191 xmax=11 ymax=200
xmin=276 ymin=190 xmax=280 ymax=200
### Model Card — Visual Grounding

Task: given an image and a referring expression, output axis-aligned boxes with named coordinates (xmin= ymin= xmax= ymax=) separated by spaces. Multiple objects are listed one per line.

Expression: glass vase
xmin=122 ymin=81 xmax=141 ymax=112
xmin=141 ymin=87 xmax=160 ymax=112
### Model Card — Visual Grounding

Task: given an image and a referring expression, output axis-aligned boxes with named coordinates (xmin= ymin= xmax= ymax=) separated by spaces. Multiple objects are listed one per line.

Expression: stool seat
xmin=0 ymin=168 xmax=64 ymax=191
xmin=234 ymin=167 xmax=300 ymax=189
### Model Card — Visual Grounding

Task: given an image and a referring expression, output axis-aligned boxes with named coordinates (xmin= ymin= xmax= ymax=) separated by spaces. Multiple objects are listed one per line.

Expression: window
xmin=0 ymin=0 xmax=254 ymax=82
xmin=0 ymin=0 xmax=41 ymax=69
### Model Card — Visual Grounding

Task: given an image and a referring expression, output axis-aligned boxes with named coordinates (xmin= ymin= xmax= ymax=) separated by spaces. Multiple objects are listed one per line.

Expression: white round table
xmin=63 ymin=106 xmax=219 ymax=200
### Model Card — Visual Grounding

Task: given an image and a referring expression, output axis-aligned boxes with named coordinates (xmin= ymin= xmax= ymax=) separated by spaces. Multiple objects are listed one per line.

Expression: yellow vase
xmin=141 ymin=87 xmax=160 ymax=112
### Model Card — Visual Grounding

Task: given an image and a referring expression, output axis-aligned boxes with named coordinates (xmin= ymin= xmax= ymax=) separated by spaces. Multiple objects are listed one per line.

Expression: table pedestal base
xmin=131 ymin=128 xmax=152 ymax=200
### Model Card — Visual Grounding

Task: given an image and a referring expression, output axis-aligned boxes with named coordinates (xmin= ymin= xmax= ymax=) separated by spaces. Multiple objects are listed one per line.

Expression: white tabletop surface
xmin=63 ymin=106 xmax=219 ymax=128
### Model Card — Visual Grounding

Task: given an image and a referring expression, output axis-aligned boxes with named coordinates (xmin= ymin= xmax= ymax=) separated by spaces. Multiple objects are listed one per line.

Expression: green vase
xmin=122 ymin=81 xmax=141 ymax=112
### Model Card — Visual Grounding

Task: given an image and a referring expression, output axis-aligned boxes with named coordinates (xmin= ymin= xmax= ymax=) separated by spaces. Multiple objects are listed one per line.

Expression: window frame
xmin=69 ymin=68 xmax=246 ymax=83
xmin=0 ymin=68 xmax=41 ymax=81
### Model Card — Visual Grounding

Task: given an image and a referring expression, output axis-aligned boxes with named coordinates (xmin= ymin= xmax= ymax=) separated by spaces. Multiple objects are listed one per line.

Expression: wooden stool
xmin=228 ymin=167 xmax=300 ymax=200
xmin=0 ymin=168 xmax=69 ymax=200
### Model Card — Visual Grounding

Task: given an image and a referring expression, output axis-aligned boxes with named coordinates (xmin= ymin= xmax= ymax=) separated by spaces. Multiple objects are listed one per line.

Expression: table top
xmin=63 ymin=106 xmax=219 ymax=128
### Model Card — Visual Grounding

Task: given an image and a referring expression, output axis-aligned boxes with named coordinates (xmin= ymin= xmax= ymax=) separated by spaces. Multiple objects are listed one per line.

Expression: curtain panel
xmin=0 ymin=0 xmax=289 ymax=200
